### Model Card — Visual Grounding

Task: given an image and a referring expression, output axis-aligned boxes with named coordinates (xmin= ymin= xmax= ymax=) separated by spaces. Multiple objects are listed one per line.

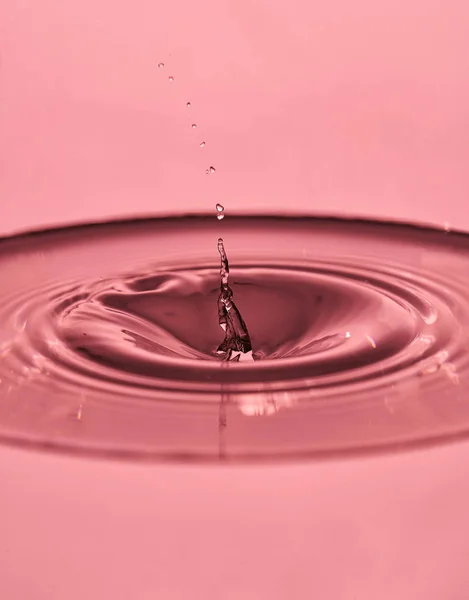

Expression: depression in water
xmin=0 ymin=216 xmax=469 ymax=460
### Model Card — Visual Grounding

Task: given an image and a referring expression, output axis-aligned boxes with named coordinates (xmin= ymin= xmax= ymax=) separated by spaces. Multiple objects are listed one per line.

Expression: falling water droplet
xmin=186 ymin=102 xmax=191 ymax=107
xmin=191 ymin=124 xmax=197 ymax=129
xmin=200 ymin=141 xmax=206 ymax=148
xmin=216 ymin=203 xmax=225 ymax=220
xmin=158 ymin=62 xmax=164 ymax=68
xmin=168 ymin=76 xmax=174 ymax=82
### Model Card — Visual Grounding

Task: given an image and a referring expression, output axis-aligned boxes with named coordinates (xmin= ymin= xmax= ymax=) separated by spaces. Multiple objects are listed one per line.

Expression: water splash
xmin=216 ymin=238 xmax=253 ymax=361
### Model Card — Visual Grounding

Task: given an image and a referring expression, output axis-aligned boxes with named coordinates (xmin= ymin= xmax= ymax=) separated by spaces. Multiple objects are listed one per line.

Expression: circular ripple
xmin=0 ymin=215 xmax=469 ymax=461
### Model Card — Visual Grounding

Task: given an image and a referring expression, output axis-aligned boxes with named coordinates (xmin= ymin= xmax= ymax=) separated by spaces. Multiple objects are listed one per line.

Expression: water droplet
xmin=199 ymin=141 xmax=206 ymax=148
xmin=168 ymin=76 xmax=174 ymax=82
xmin=186 ymin=102 xmax=191 ymax=108
xmin=191 ymin=124 xmax=197 ymax=129
xmin=158 ymin=62 xmax=164 ymax=68
xmin=216 ymin=204 xmax=225 ymax=220
xmin=206 ymin=166 xmax=216 ymax=174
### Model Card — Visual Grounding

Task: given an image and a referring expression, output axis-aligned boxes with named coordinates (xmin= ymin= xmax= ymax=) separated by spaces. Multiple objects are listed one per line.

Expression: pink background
xmin=1 ymin=0 xmax=469 ymax=233
xmin=1 ymin=1 xmax=469 ymax=598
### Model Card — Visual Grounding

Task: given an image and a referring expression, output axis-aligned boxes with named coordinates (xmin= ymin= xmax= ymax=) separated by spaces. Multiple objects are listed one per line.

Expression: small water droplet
xmin=216 ymin=204 xmax=225 ymax=220
xmin=191 ymin=124 xmax=197 ymax=129
xmin=186 ymin=102 xmax=191 ymax=107
xmin=199 ymin=141 xmax=205 ymax=148
xmin=158 ymin=62 xmax=164 ymax=68
xmin=207 ymin=166 xmax=216 ymax=174
xmin=168 ymin=76 xmax=174 ymax=82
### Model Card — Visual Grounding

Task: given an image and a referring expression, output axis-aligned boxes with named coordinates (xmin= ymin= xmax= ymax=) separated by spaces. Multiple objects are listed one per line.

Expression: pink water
xmin=1 ymin=215 xmax=468 ymax=463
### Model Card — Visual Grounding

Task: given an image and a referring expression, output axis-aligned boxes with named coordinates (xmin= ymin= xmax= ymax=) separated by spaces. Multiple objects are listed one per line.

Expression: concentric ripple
xmin=1 ymin=215 xmax=469 ymax=461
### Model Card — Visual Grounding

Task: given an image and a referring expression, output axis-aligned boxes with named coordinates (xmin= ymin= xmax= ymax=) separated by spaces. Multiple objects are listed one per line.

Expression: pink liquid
xmin=0 ymin=215 xmax=468 ymax=460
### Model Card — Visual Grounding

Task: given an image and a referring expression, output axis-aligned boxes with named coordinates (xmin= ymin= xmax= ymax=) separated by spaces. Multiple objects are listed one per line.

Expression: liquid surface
xmin=1 ymin=215 xmax=468 ymax=461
